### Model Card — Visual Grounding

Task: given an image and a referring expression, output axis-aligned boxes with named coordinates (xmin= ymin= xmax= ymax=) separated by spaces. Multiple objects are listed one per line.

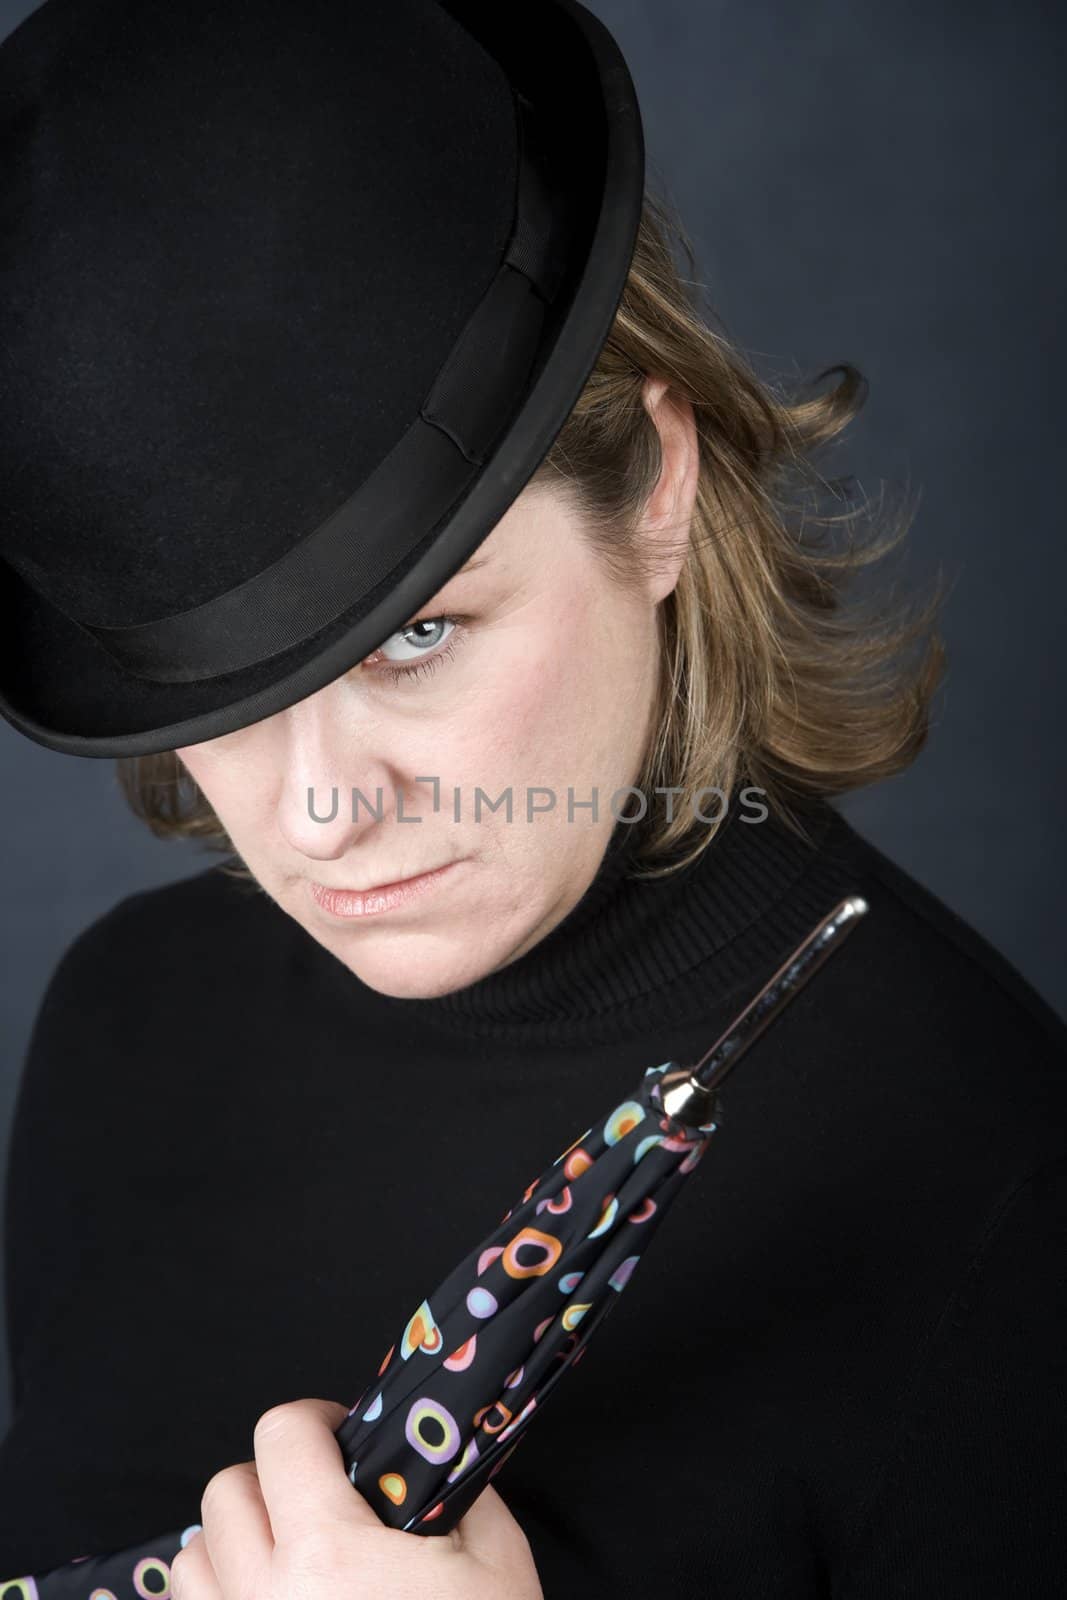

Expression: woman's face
xmin=176 ymin=388 xmax=693 ymax=1000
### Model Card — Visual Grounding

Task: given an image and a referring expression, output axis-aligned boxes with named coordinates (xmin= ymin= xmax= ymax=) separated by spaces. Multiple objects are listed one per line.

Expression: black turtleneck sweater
xmin=1 ymin=796 xmax=1065 ymax=1596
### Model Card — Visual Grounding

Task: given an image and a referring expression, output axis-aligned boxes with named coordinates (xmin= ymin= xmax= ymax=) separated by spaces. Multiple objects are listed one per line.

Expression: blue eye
xmin=379 ymin=614 xmax=454 ymax=659
xmin=372 ymin=615 xmax=464 ymax=685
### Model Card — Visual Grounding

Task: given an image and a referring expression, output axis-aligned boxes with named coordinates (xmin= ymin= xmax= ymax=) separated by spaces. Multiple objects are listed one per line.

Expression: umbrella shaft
xmin=689 ymin=895 xmax=868 ymax=1094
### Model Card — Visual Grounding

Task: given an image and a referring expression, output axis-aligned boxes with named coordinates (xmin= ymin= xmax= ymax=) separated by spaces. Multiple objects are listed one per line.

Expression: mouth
xmin=306 ymin=860 xmax=463 ymax=920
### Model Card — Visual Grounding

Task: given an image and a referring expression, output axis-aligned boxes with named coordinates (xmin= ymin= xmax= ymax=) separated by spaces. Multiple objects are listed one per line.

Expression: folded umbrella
xmin=2 ymin=894 xmax=868 ymax=1596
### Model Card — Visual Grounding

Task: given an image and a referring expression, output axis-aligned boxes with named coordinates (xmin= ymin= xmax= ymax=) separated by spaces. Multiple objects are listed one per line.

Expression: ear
xmin=637 ymin=376 xmax=699 ymax=604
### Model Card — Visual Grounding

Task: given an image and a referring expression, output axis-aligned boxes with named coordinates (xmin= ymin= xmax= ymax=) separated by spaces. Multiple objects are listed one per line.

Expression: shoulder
xmin=806 ymin=804 xmax=1067 ymax=1170
xmin=3 ymin=862 xmax=305 ymax=1275
xmin=834 ymin=807 xmax=1063 ymax=1041
xmin=11 ymin=862 xmax=289 ymax=1116
xmin=33 ymin=859 xmax=282 ymax=1009
xmin=47 ymin=856 xmax=271 ymax=967
xmin=822 ymin=805 xmax=1065 ymax=1046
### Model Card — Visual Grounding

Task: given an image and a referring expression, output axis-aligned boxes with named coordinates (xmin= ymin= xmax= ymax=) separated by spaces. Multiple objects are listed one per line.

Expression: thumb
xmin=252 ymin=1397 xmax=376 ymax=1543
xmin=322 ymin=1398 xmax=354 ymax=1432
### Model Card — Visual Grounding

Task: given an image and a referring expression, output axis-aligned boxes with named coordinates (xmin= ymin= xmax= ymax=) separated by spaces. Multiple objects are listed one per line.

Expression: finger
xmin=170 ymin=1528 xmax=223 ymax=1600
xmin=200 ymin=1459 xmax=274 ymax=1596
xmin=253 ymin=1398 xmax=379 ymax=1544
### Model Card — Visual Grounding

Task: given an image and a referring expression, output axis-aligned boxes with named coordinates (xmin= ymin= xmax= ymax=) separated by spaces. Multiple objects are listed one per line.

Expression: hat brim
xmin=0 ymin=0 xmax=644 ymax=759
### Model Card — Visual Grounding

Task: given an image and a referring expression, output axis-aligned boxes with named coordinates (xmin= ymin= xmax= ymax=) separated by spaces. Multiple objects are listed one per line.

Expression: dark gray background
xmin=0 ymin=0 xmax=1063 ymax=1440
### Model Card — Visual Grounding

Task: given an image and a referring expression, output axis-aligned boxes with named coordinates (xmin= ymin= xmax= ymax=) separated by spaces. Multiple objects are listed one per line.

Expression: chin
xmin=323 ymin=933 xmax=505 ymax=1002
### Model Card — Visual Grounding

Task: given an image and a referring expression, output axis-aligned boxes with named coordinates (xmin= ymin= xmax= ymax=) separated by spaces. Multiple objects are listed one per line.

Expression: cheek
xmin=173 ymin=748 xmax=219 ymax=806
xmin=516 ymin=602 xmax=635 ymax=772
xmin=444 ymin=609 xmax=625 ymax=796
xmin=173 ymin=745 xmax=271 ymax=842
xmin=452 ymin=642 xmax=578 ymax=773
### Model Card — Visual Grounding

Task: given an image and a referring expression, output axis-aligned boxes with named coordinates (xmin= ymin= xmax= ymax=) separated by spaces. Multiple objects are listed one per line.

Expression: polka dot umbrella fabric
xmin=1 ymin=1061 xmax=719 ymax=1596
xmin=2 ymin=898 xmax=863 ymax=1596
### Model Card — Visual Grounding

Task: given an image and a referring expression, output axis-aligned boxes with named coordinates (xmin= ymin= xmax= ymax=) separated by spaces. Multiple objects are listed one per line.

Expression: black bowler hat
xmin=0 ymin=0 xmax=643 ymax=758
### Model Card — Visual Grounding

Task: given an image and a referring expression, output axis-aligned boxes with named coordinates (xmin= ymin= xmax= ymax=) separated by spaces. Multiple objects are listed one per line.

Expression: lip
xmin=307 ymin=860 xmax=463 ymax=919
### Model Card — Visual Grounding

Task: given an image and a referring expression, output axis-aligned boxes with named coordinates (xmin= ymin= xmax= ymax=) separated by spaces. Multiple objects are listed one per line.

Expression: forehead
xmin=415 ymin=478 xmax=576 ymax=613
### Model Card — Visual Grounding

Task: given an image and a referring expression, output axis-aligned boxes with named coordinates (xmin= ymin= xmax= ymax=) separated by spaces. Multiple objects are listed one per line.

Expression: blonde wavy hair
xmin=117 ymin=194 xmax=946 ymax=882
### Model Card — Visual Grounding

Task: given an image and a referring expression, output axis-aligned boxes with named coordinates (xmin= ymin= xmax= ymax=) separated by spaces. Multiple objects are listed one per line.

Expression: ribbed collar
xmin=328 ymin=789 xmax=858 ymax=1043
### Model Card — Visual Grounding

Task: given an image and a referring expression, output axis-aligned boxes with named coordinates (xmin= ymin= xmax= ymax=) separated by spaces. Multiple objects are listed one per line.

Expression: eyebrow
xmin=455 ymin=551 xmax=491 ymax=577
xmin=398 ymin=550 xmax=492 ymax=627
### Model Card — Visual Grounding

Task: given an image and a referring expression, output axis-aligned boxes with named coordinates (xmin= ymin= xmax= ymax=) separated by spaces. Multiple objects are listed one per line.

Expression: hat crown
xmin=0 ymin=0 xmax=519 ymax=625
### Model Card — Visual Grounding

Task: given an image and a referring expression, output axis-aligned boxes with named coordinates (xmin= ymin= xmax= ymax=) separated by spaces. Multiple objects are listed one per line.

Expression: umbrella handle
xmin=659 ymin=894 xmax=868 ymax=1127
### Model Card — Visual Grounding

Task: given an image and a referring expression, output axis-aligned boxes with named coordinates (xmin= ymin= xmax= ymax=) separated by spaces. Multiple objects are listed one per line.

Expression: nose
xmin=274 ymin=680 xmax=398 ymax=864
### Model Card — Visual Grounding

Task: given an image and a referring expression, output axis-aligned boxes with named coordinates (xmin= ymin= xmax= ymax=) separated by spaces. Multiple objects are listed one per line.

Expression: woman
xmin=1 ymin=0 xmax=1064 ymax=1596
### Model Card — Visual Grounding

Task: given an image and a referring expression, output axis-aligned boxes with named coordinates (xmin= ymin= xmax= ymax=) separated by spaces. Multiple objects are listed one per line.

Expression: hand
xmin=169 ymin=1397 xmax=544 ymax=1600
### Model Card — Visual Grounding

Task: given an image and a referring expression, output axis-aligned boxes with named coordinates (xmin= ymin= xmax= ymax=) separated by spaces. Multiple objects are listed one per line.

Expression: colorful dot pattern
xmin=334 ymin=1060 xmax=716 ymax=1536
xmin=0 ymin=1524 xmax=203 ymax=1599
xmin=1 ymin=1061 xmax=719 ymax=1590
